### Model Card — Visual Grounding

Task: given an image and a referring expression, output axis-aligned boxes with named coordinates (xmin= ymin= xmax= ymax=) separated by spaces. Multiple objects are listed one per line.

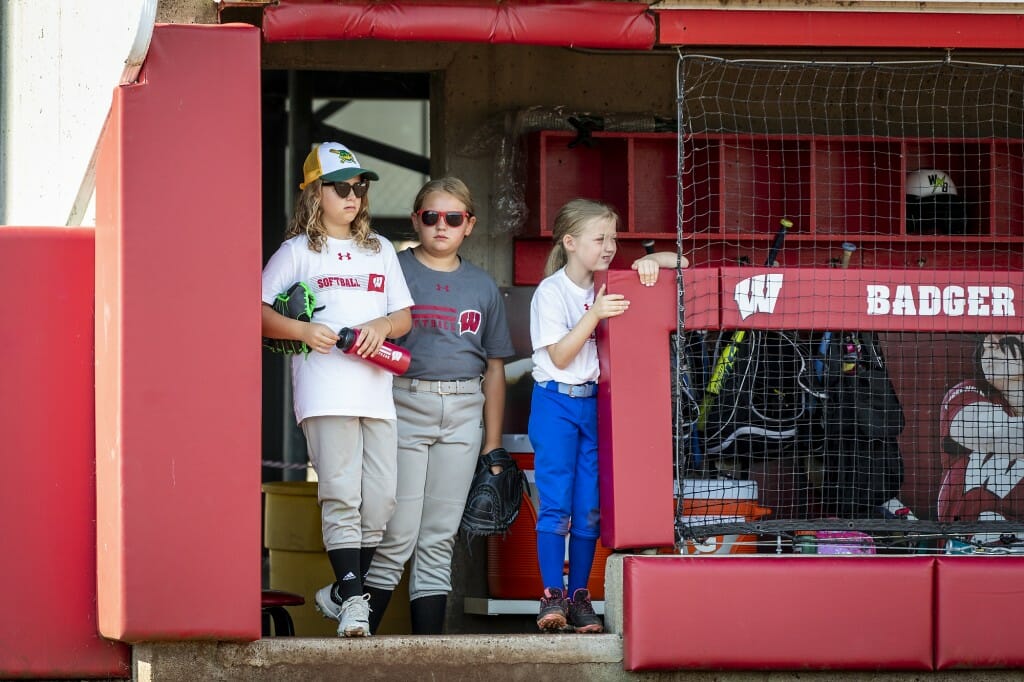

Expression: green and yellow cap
xmin=299 ymin=142 xmax=380 ymax=190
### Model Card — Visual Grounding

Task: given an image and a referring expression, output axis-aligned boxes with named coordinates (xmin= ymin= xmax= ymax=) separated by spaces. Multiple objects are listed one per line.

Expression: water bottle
xmin=336 ymin=327 xmax=411 ymax=375
xmin=793 ymin=531 xmax=817 ymax=554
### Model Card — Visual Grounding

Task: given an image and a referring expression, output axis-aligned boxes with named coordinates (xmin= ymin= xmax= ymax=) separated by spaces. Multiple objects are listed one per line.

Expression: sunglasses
xmin=416 ymin=210 xmax=473 ymax=228
xmin=323 ymin=180 xmax=370 ymax=199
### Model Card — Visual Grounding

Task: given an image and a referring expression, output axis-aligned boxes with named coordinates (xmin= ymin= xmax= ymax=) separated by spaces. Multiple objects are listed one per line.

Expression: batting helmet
xmin=906 ymin=169 xmax=968 ymax=234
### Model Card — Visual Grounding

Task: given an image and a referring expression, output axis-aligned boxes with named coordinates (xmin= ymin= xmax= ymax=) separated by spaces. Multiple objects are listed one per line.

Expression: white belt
xmin=393 ymin=376 xmax=482 ymax=395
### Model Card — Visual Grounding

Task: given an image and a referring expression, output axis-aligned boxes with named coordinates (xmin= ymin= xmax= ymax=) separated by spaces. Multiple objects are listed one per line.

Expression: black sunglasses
xmin=416 ymin=210 xmax=473 ymax=227
xmin=323 ymin=180 xmax=370 ymax=199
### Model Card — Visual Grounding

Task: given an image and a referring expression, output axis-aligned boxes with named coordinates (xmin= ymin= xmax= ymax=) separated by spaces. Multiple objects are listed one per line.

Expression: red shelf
xmin=523 ymin=130 xmax=1024 ymax=241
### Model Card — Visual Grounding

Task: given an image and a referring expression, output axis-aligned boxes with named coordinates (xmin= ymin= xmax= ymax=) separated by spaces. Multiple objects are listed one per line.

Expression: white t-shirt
xmin=262 ymin=234 xmax=414 ymax=422
xmin=530 ymin=267 xmax=599 ymax=385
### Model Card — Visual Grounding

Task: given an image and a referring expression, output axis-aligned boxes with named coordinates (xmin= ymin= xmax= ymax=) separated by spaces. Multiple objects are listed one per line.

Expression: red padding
xmin=623 ymin=555 xmax=934 ymax=671
xmin=0 ymin=228 xmax=130 ymax=678
xmin=595 ymin=269 xmax=718 ymax=549
xmin=95 ymin=23 xmax=263 ymax=642
xmin=718 ymin=268 xmax=1024 ymax=334
xmin=263 ymin=0 xmax=656 ymax=49
xmin=935 ymin=557 xmax=1024 ymax=669
xmin=656 ymin=9 xmax=1024 ymax=49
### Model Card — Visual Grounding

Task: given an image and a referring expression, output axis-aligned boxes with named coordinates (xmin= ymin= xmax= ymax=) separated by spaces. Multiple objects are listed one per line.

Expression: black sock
xmin=327 ymin=548 xmax=362 ymax=602
xmin=366 ymin=585 xmax=394 ymax=634
xmin=410 ymin=594 xmax=448 ymax=635
xmin=359 ymin=545 xmax=377 ymax=582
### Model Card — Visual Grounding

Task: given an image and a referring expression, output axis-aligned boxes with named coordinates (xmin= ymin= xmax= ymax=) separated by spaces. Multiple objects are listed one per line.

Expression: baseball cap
xmin=299 ymin=142 xmax=380 ymax=190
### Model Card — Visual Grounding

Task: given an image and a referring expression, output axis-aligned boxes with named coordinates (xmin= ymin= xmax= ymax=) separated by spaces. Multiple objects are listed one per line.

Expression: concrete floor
xmin=129 ymin=556 xmax=1019 ymax=681
xmin=132 ymin=637 xmax=1022 ymax=682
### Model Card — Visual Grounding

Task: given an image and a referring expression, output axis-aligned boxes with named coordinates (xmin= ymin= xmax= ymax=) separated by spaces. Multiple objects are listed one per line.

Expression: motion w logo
xmin=734 ymin=273 xmax=784 ymax=320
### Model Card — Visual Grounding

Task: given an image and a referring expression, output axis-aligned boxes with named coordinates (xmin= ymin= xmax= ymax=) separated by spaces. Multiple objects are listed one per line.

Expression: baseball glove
xmin=460 ymin=447 xmax=526 ymax=541
xmin=262 ymin=281 xmax=323 ymax=355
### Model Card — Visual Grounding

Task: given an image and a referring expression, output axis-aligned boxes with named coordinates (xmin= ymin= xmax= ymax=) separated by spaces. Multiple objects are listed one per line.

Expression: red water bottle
xmin=336 ymin=327 xmax=411 ymax=375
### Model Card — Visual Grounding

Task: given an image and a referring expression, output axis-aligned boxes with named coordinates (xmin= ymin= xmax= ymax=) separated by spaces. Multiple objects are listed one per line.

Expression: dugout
xmin=4 ymin=0 xmax=1024 ymax=677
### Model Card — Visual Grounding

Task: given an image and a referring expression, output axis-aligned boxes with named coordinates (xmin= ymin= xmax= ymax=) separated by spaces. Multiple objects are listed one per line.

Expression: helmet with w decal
xmin=906 ymin=168 xmax=968 ymax=234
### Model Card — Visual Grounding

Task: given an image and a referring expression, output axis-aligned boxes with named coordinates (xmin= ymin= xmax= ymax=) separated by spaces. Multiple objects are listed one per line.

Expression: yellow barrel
xmin=262 ymin=480 xmax=411 ymax=636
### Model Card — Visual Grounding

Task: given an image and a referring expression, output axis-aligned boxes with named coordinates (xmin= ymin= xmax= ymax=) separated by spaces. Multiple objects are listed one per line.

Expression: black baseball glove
xmin=262 ymin=281 xmax=323 ymax=355
xmin=460 ymin=448 xmax=525 ymax=541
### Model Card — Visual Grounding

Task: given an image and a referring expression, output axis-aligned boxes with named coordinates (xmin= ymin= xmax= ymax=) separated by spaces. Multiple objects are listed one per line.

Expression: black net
xmin=673 ymin=56 xmax=1024 ymax=556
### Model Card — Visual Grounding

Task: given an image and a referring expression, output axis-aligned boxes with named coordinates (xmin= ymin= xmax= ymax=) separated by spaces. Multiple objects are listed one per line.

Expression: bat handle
xmin=765 ymin=218 xmax=791 ymax=267
xmin=641 ymin=239 xmax=656 ymax=255
xmin=817 ymin=242 xmax=858 ymax=380
xmin=839 ymin=241 xmax=857 ymax=269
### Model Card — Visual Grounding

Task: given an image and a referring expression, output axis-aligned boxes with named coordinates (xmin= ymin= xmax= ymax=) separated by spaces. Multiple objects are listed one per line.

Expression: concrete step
xmin=134 ymin=634 xmax=628 ymax=681
xmin=133 ymin=636 xmax=1015 ymax=682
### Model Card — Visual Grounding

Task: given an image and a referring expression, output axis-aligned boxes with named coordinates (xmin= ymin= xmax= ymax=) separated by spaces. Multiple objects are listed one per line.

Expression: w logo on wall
xmin=734 ymin=273 xmax=784 ymax=320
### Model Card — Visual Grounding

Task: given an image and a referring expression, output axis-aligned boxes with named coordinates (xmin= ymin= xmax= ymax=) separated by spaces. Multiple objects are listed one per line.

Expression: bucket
xmin=487 ymin=451 xmax=612 ymax=599
xmin=676 ymin=479 xmax=771 ymax=555
xmin=262 ymin=481 xmax=411 ymax=635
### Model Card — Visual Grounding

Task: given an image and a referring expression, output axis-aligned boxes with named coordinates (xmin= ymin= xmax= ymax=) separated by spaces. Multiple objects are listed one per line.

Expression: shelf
xmin=525 ymin=130 xmax=677 ymax=237
xmin=523 ymin=130 xmax=1024 ymax=241
xmin=514 ymin=232 xmax=1024 ymax=244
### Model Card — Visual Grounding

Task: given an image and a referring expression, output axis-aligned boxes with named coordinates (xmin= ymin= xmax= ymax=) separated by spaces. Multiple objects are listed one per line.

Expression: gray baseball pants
xmin=365 ymin=383 xmax=484 ymax=600
xmin=301 ymin=415 xmax=398 ymax=550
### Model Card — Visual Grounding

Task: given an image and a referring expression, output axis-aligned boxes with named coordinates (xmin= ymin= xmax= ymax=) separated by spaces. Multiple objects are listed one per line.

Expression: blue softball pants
xmin=528 ymin=381 xmax=601 ymax=539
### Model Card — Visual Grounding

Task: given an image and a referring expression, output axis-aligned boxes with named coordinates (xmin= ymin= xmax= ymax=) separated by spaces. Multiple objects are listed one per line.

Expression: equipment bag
xmin=699 ymin=330 xmax=816 ymax=463
xmin=811 ymin=331 xmax=905 ymax=517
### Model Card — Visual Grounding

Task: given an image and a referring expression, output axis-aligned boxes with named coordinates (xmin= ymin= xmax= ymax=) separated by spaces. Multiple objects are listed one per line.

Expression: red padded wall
xmin=0 ymin=228 xmax=130 ymax=678
xmin=622 ymin=555 xmax=934 ymax=671
xmin=935 ymin=557 xmax=1024 ymax=669
xmin=94 ymin=23 xmax=263 ymax=641
xmin=263 ymin=0 xmax=656 ymax=49
xmin=656 ymin=9 xmax=1024 ymax=49
xmin=595 ymin=269 xmax=718 ymax=549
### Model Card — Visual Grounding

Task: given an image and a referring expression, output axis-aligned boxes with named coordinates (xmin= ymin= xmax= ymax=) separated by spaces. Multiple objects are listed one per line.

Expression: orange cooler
xmin=487 ymin=442 xmax=611 ymax=599
xmin=677 ymin=479 xmax=771 ymax=555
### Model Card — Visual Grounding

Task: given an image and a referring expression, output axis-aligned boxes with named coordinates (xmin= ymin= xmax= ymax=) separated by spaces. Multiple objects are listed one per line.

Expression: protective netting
xmin=673 ymin=56 xmax=1024 ymax=556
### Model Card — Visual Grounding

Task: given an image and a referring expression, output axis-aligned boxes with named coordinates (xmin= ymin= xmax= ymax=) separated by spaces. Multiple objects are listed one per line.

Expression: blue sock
xmin=536 ymin=531 xmax=567 ymax=592
xmin=567 ymin=534 xmax=597 ymax=595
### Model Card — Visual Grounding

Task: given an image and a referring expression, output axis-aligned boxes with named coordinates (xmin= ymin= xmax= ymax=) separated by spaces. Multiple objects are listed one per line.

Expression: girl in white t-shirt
xmin=261 ymin=142 xmax=413 ymax=637
xmin=528 ymin=198 xmax=634 ymax=634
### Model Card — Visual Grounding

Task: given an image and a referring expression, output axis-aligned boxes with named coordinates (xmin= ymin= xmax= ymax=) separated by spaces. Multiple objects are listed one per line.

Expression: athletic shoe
xmin=337 ymin=593 xmax=372 ymax=637
xmin=314 ymin=583 xmax=343 ymax=622
xmin=536 ymin=587 xmax=568 ymax=631
xmin=567 ymin=588 xmax=604 ymax=633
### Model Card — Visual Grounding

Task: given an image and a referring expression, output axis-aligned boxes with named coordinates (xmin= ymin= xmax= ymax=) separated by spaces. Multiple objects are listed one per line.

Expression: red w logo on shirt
xmin=459 ymin=310 xmax=482 ymax=335
xmin=367 ymin=274 xmax=385 ymax=292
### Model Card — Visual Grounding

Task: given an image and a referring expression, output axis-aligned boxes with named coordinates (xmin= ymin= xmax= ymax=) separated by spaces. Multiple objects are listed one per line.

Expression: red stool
xmin=261 ymin=589 xmax=305 ymax=636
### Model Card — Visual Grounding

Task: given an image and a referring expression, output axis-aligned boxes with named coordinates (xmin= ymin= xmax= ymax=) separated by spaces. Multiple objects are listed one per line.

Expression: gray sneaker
xmin=314 ymin=583 xmax=343 ymax=622
xmin=337 ymin=593 xmax=371 ymax=637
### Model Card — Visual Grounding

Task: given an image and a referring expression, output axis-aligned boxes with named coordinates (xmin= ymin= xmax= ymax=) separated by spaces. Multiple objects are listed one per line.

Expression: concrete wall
xmin=0 ymin=0 xmax=155 ymax=226
xmin=260 ymin=39 xmax=678 ymax=286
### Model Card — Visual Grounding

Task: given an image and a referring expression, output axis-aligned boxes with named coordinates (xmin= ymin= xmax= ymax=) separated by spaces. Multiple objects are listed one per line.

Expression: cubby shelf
xmin=599 ymin=232 xmax=1023 ymax=244
xmin=522 ymin=129 xmax=1024 ymax=243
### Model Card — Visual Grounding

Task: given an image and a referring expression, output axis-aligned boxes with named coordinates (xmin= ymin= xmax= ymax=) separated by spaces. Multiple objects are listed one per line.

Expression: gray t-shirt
xmin=396 ymin=248 xmax=515 ymax=380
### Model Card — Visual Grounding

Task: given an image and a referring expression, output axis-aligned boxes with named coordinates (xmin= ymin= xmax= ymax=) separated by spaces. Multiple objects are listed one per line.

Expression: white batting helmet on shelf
xmin=905 ymin=168 xmax=967 ymax=234
xmin=906 ymin=169 xmax=958 ymax=197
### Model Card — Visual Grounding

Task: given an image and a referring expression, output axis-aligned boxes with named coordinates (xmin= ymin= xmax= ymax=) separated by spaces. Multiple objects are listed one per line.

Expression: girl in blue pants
xmin=527 ymin=198 xmax=630 ymax=634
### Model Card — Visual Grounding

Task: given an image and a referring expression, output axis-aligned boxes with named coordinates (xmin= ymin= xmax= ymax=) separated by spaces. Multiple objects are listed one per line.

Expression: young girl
xmin=364 ymin=177 xmax=515 ymax=635
xmin=528 ymin=198 xmax=633 ymax=634
xmin=261 ymin=142 xmax=413 ymax=637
